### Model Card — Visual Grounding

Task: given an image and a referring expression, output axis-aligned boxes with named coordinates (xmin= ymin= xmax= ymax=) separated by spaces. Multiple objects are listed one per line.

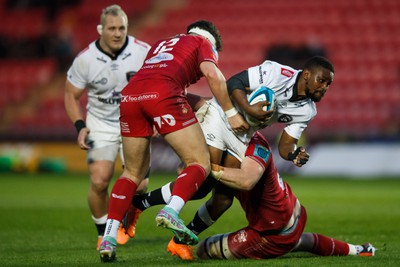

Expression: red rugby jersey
xmin=131 ymin=34 xmax=218 ymax=90
xmin=236 ymin=132 xmax=298 ymax=233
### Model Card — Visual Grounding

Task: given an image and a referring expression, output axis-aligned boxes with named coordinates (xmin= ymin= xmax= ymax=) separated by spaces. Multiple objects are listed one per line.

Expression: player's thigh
xmin=121 ymin=136 xmax=151 ymax=182
xmin=163 ymin=123 xmax=210 ymax=171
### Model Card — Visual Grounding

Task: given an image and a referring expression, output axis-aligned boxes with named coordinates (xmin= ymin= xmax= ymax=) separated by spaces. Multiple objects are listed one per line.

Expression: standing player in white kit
xmin=64 ymin=4 xmax=150 ymax=250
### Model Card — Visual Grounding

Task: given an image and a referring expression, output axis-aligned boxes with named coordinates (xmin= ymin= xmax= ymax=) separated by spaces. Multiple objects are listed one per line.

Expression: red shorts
xmin=120 ymin=80 xmax=197 ymax=137
xmin=227 ymin=206 xmax=307 ymax=259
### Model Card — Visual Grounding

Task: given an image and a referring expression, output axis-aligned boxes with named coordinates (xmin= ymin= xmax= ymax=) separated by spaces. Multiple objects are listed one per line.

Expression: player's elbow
xmin=240 ymin=178 xmax=258 ymax=191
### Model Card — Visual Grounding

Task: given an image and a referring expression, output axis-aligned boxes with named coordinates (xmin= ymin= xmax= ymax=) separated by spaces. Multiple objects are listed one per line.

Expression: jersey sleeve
xmin=67 ymin=55 xmax=88 ymax=90
xmin=197 ymin=38 xmax=219 ymax=66
xmin=247 ymin=60 xmax=276 ymax=90
xmin=245 ymin=135 xmax=272 ymax=169
xmin=283 ymin=122 xmax=308 ymax=140
xmin=248 ymin=60 xmax=296 ymax=92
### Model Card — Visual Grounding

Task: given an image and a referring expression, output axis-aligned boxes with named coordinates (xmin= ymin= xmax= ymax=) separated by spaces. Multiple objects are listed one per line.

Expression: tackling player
xmin=197 ymin=132 xmax=376 ymax=259
xmin=98 ymin=20 xmax=248 ymax=262
xmin=64 ymin=5 xmax=151 ymax=250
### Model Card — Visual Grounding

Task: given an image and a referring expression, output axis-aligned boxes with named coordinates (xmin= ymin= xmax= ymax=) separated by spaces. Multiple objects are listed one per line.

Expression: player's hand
xmin=228 ymin=113 xmax=250 ymax=133
xmin=288 ymin=147 xmax=309 ymax=167
xmin=246 ymin=101 xmax=274 ymax=121
xmin=77 ymin=128 xmax=91 ymax=150
xmin=152 ymin=125 xmax=160 ymax=137
xmin=211 ymin=163 xmax=224 ymax=181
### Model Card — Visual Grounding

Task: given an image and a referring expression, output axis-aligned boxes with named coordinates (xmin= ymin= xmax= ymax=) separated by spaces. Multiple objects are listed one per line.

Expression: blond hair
xmin=99 ymin=5 xmax=128 ymax=26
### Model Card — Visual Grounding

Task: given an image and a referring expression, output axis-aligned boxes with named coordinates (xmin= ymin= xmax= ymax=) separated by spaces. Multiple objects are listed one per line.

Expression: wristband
xmin=224 ymin=107 xmax=238 ymax=118
xmin=74 ymin=119 xmax=86 ymax=134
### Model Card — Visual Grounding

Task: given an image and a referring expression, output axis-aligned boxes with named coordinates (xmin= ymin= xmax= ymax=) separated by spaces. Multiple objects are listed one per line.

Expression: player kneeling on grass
xmin=196 ymin=132 xmax=376 ymax=260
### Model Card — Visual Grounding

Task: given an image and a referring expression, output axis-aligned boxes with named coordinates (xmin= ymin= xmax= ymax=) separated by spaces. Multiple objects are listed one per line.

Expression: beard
xmin=305 ymin=86 xmax=323 ymax=102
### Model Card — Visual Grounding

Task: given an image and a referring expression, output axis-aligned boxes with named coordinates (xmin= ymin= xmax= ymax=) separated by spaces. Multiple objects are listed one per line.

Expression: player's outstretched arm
xmin=211 ymin=156 xmax=263 ymax=191
xmin=200 ymin=61 xmax=249 ymax=132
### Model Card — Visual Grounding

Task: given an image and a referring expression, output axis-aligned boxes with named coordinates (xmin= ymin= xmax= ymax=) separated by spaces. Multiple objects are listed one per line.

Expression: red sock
xmin=108 ymin=177 xmax=137 ymax=221
xmin=311 ymin=233 xmax=350 ymax=256
xmin=172 ymin=164 xmax=207 ymax=202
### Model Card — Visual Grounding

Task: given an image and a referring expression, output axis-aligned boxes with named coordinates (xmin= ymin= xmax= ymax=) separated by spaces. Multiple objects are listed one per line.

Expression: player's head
xmin=187 ymin=20 xmax=223 ymax=52
xmin=97 ymin=5 xmax=128 ymax=54
xmin=302 ymin=56 xmax=334 ymax=102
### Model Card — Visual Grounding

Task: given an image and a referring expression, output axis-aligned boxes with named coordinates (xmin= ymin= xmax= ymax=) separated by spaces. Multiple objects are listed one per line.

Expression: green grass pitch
xmin=0 ymin=172 xmax=399 ymax=267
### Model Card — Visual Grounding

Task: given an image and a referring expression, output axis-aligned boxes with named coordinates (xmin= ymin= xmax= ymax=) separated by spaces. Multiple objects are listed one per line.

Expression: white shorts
xmin=199 ymin=99 xmax=256 ymax=162
xmin=85 ymin=113 xmax=123 ymax=163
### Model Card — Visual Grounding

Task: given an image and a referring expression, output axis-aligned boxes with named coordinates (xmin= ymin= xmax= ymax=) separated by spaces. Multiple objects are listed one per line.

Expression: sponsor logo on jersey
xmin=120 ymin=121 xmax=130 ymax=133
xmin=121 ymin=92 xmax=159 ymax=102
xmin=278 ymin=114 xmax=293 ymax=123
xmin=141 ymin=63 xmax=168 ymax=70
xmin=97 ymin=97 xmax=121 ymax=104
xmin=281 ymin=68 xmax=294 ymax=77
xmin=145 ymin=52 xmax=174 ymax=64
xmin=254 ymin=144 xmax=270 ymax=163
xmin=93 ymin=78 xmax=108 ymax=85
xmin=258 ymin=66 xmax=264 ymax=84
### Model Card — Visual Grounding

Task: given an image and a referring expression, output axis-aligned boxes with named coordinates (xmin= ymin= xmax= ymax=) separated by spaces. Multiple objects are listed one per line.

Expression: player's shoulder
xmin=250 ymin=132 xmax=271 ymax=149
xmin=127 ymin=36 xmax=151 ymax=50
xmin=260 ymin=60 xmax=298 ymax=78
xmin=74 ymin=41 xmax=99 ymax=62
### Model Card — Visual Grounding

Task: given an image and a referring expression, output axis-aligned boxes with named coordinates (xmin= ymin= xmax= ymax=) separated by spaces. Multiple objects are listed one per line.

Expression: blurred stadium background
xmin=0 ymin=0 xmax=399 ymax=176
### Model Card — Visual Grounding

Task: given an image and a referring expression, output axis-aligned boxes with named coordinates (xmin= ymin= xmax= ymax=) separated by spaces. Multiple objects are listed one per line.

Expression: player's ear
xmin=303 ymin=69 xmax=311 ymax=81
xmin=97 ymin=25 xmax=103 ymax=35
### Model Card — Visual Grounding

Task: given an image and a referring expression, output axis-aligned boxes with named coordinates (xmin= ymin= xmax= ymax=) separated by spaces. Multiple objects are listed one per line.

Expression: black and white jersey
xmin=67 ymin=36 xmax=150 ymax=125
xmin=247 ymin=60 xmax=316 ymax=139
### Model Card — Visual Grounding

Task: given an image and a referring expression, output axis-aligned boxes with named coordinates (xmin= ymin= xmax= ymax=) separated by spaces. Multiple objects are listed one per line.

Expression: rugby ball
xmin=245 ymin=86 xmax=275 ymax=127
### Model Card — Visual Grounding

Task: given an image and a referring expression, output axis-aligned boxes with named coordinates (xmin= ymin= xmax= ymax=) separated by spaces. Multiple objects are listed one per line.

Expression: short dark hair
xmin=187 ymin=20 xmax=223 ymax=52
xmin=303 ymin=56 xmax=335 ymax=73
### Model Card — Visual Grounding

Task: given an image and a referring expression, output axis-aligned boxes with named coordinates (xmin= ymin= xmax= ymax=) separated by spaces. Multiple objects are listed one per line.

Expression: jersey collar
xmin=95 ymin=37 xmax=129 ymax=60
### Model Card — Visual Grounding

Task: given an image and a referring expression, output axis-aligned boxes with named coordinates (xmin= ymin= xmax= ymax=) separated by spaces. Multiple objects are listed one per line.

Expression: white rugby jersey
xmin=246 ymin=60 xmax=316 ymax=140
xmin=67 ymin=36 xmax=150 ymax=125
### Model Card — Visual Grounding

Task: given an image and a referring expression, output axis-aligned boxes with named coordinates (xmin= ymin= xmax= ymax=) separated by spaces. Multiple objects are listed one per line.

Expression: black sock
xmin=96 ymin=223 xmax=106 ymax=236
xmin=187 ymin=211 xmax=210 ymax=236
xmin=132 ymin=188 xmax=165 ymax=211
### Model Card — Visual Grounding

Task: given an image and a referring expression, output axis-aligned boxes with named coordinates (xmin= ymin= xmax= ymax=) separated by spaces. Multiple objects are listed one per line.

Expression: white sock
xmin=198 ymin=203 xmax=215 ymax=226
xmin=161 ymin=182 xmax=172 ymax=203
xmin=166 ymin=195 xmax=185 ymax=213
xmin=103 ymin=219 xmax=120 ymax=240
xmin=348 ymin=244 xmax=363 ymax=255
xmin=92 ymin=214 xmax=108 ymax=225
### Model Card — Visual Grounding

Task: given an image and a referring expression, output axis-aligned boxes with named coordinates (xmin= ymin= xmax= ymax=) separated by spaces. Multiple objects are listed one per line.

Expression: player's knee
xmin=196 ymin=234 xmax=234 ymax=260
xmin=90 ymin=176 xmax=110 ymax=193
